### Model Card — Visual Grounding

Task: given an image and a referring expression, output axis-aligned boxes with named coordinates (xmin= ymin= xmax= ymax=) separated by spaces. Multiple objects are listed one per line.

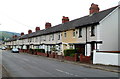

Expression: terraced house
xmin=5 ymin=3 xmax=120 ymax=59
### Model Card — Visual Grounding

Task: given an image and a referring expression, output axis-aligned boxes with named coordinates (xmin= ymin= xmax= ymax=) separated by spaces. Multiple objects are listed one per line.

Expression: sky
xmin=0 ymin=0 xmax=119 ymax=34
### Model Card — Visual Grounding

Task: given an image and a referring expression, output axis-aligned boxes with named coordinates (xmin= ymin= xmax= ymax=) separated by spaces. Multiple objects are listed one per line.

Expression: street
xmin=1 ymin=50 xmax=119 ymax=77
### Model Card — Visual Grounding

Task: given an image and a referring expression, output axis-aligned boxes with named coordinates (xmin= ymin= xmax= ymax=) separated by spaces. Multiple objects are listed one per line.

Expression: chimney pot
xmin=28 ymin=30 xmax=32 ymax=34
xmin=62 ymin=16 xmax=69 ymax=23
xmin=45 ymin=22 xmax=51 ymax=29
xmin=14 ymin=35 xmax=17 ymax=38
xmin=89 ymin=3 xmax=100 ymax=14
xmin=12 ymin=35 xmax=17 ymax=38
xmin=21 ymin=32 xmax=24 ymax=36
xmin=12 ymin=36 xmax=15 ymax=38
xmin=35 ymin=27 xmax=40 ymax=32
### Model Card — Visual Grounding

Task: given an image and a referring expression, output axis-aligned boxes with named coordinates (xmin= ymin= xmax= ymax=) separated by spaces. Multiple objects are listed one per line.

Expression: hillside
xmin=0 ymin=31 xmax=20 ymax=41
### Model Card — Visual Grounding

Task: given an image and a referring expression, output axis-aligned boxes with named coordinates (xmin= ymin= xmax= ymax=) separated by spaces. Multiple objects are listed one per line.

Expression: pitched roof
xmin=17 ymin=6 xmax=118 ymax=39
xmin=5 ymin=36 xmax=20 ymax=42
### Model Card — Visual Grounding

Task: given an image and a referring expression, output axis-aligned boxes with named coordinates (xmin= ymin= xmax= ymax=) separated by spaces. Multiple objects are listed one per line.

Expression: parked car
xmin=12 ymin=48 xmax=19 ymax=53
xmin=2 ymin=47 xmax=6 ymax=50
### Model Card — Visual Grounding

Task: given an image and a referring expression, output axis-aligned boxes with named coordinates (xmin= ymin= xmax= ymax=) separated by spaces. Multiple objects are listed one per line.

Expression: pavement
xmin=63 ymin=60 xmax=120 ymax=73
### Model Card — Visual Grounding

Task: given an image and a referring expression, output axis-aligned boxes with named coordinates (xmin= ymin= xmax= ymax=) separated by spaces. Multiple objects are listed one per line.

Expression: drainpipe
xmin=86 ymin=26 xmax=87 ymax=56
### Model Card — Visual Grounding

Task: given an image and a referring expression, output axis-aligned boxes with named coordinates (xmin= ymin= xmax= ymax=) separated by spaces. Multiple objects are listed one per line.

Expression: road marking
xmin=56 ymin=69 xmax=78 ymax=76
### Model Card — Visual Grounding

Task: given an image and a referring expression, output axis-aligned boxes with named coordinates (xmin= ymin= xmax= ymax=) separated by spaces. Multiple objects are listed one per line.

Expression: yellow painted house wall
xmin=61 ymin=29 xmax=78 ymax=54
xmin=62 ymin=30 xmax=78 ymax=43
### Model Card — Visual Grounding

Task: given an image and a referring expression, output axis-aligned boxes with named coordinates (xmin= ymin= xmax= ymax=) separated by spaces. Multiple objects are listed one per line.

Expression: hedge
xmin=29 ymin=49 xmax=34 ymax=54
xmin=64 ymin=49 xmax=77 ymax=57
xmin=35 ymin=49 xmax=45 ymax=53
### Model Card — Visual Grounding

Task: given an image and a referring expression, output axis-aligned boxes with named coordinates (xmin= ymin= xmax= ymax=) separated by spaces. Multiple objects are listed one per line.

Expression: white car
xmin=2 ymin=47 xmax=6 ymax=50
xmin=12 ymin=48 xmax=19 ymax=53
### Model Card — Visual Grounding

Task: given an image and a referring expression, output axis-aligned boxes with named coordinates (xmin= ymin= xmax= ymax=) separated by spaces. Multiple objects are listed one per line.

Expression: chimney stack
xmin=28 ymin=30 xmax=32 ymax=34
xmin=12 ymin=35 xmax=17 ymax=38
xmin=45 ymin=22 xmax=51 ymax=29
xmin=62 ymin=16 xmax=69 ymax=23
xmin=14 ymin=35 xmax=17 ymax=38
xmin=89 ymin=3 xmax=100 ymax=14
xmin=21 ymin=32 xmax=24 ymax=36
xmin=35 ymin=27 xmax=40 ymax=32
xmin=12 ymin=36 xmax=15 ymax=38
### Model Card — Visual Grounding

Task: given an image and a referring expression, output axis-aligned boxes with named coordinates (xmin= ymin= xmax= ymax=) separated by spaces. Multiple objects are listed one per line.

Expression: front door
xmin=75 ymin=44 xmax=85 ymax=55
xmin=26 ymin=45 xmax=29 ymax=49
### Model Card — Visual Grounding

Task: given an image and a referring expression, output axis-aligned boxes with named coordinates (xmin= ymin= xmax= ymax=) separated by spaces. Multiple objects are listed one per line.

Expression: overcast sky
xmin=0 ymin=0 xmax=119 ymax=34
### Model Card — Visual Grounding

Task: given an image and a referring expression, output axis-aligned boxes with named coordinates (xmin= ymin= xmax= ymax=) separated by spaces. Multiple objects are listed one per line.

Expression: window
xmin=58 ymin=33 xmax=60 ymax=40
xmin=49 ymin=35 xmax=51 ymax=41
xmin=29 ymin=38 xmax=32 ymax=42
xmin=73 ymin=30 xmax=75 ymax=37
xmin=44 ymin=36 xmax=46 ymax=41
xmin=91 ymin=26 xmax=95 ymax=36
xmin=39 ymin=37 xmax=41 ymax=42
xmin=52 ymin=34 xmax=54 ymax=40
xmin=64 ymin=32 xmax=66 ymax=37
xmin=35 ymin=37 xmax=38 ymax=42
xmin=79 ymin=28 xmax=82 ymax=37
xmin=76 ymin=30 xmax=78 ymax=34
xmin=28 ymin=39 xmax=29 ymax=42
xmin=69 ymin=45 xmax=74 ymax=49
xmin=32 ymin=38 xmax=34 ymax=42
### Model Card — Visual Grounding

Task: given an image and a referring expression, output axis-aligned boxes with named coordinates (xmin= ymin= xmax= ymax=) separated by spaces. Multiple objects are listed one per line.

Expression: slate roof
xmin=5 ymin=36 xmax=20 ymax=42
xmin=8 ymin=6 xmax=118 ymax=41
xmin=19 ymin=34 xmax=29 ymax=40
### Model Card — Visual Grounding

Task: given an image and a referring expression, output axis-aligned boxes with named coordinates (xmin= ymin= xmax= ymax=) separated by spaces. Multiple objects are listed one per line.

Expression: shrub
xmin=30 ymin=49 xmax=33 ymax=51
xmin=64 ymin=49 xmax=77 ymax=57
xmin=29 ymin=49 xmax=34 ymax=54
xmin=36 ymin=49 xmax=45 ymax=53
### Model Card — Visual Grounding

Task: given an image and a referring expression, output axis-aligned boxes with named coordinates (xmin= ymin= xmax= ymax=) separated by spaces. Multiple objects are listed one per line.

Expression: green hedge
xmin=64 ymin=49 xmax=77 ymax=57
xmin=35 ymin=49 xmax=45 ymax=53
xmin=29 ymin=49 xmax=34 ymax=54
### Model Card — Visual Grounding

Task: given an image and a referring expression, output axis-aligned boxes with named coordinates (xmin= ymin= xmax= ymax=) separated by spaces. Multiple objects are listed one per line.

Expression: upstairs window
xmin=30 ymin=38 xmax=32 ymax=42
xmin=32 ymin=38 xmax=34 ymax=42
xmin=52 ymin=34 xmax=54 ymax=40
xmin=44 ymin=36 xmax=46 ymax=41
xmin=35 ymin=37 xmax=38 ymax=42
xmin=49 ymin=35 xmax=51 ymax=41
xmin=79 ymin=28 xmax=82 ymax=37
xmin=39 ymin=37 xmax=41 ymax=41
xmin=64 ymin=32 xmax=67 ymax=37
xmin=91 ymin=26 xmax=95 ymax=36
xmin=58 ymin=33 xmax=60 ymax=40
xmin=73 ymin=30 xmax=75 ymax=37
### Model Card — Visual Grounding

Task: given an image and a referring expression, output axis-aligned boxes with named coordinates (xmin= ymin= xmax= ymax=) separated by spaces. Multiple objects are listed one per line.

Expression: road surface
xmin=1 ymin=50 xmax=119 ymax=77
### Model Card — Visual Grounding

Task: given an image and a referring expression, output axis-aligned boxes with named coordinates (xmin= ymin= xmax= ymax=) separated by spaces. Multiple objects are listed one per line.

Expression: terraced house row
xmin=5 ymin=3 xmax=120 ymax=59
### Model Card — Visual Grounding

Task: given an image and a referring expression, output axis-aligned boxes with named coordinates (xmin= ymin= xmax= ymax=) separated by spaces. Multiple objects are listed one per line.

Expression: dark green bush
xmin=30 ymin=49 xmax=33 ymax=51
xmin=36 ymin=49 xmax=45 ymax=53
xmin=64 ymin=49 xmax=77 ymax=57
xmin=29 ymin=49 xmax=34 ymax=54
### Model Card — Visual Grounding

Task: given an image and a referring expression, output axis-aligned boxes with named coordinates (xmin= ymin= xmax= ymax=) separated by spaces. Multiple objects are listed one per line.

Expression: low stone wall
xmin=80 ymin=54 xmax=91 ymax=63
xmin=48 ymin=53 xmax=55 ymax=58
xmin=37 ymin=52 xmax=48 ymax=57
xmin=19 ymin=49 xmax=91 ymax=63
xmin=64 ymin=56 xmax=76 ymax=61
xmin=63 ymin=54 xmax=78 ymax=62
